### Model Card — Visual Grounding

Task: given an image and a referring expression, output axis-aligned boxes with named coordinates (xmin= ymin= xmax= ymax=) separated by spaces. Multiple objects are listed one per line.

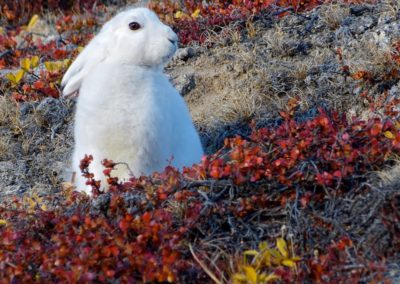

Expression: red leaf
xmin=142 ymin=212 xmax=152 ymax=223
xmin=370 ymin=122 xmax=383 ymax=136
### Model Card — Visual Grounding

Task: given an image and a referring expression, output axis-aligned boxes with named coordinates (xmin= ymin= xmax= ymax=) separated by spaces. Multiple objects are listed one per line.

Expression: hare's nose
xmin=165 ymin=27 xmax=178 ymax=44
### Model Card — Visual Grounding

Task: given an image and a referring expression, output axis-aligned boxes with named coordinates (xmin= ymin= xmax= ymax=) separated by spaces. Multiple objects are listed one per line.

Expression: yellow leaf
xmin=277 ymin=238 xmax=289 ymax=258
xmin=174 ymin=11 xmax=184 ymax=19
xmin=20 ymin=58 xmax=31 ymax=70
xmin=269 ymin=248 xmax=281 ymax=260
xmin=244 ymin=250 xmax=259 ymax=256
xmin=40 ymin=204 xmax=47 ymax=211
xmin=28 ymin=198 xmax=36 ymax=210
xmin=0 ymin=219 xmax=7 ymax=226
xmin=15 ymin=69 xmax=25 ymax=84
xmin=260 ymin=250 xmax=272 ymax=267
xmin=232 ymin=273 xmax=247 ymax=283
xmin=62 ymin=59 xmax=72 ymax=68
xmin=242 ymin=266 xmax=257 ymax=284
xmin=31 ymin=56 xmax=39 ymax=68
xmin=258 ymin=241 xmax=269 ymax=251
xmin=282 ymin=259 xmax=297 ymax=268
xmin=44 ymin=61 xmax=52 ymax=72
xmin=244 ymin=249 xmax=259 ymax=265
xmin=165 ymin=14 xmax=174 ymax=24
xmin=6 ymin=70 xmax=25 ymax=85
xmin=395 ymin=121 xmax=400 ymax=130
xmin=191 ymin=8 xmax=201 ymax=18
xmin=384 ymin=131 xmax=395 ymax=139
xmin=27 ymin=14 xmax=40 ymax=31
xmin=54 ymin=61 xmax=63 ymax=70
xmin=167 ymin=274 xmax=174 ymax=283
xmin=44 ymin=61 xmax=56 ymax=72
xmin=6 ymin=73 xmax=16 ymax=84
xmin=0 ymin=27 xmax=4 ymax=35
xmin=34 ymin=193 xmax=43 ymax=204
xmin=264 ymin=273 xmax=280 ymax=282
xmin=77 ymin=46 xmax=84 ymax=53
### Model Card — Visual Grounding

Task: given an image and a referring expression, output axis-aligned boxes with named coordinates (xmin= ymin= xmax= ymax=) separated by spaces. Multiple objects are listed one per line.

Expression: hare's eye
xmin=129 ymin=22 xmax=141 ymax=30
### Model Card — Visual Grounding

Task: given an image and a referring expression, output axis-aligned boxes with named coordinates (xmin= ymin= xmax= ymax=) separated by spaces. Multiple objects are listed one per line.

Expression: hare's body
xmin=73 ymin=64 xmax=203 ymax=192
xmin=62 ymin=8 xmax=203 ymax=194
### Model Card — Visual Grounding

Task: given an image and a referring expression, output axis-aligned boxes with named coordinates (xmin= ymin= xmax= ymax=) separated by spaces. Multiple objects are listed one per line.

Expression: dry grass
xmin=319 ymin=3 xmax=350 ymax=30
xmin=0 ymin=136 xmax=10 ymax=160
xmin=0 ymin=96 xmax=21 ymax=132
xmin=170 ymin=1 xmax=400 ymax=153
xmin=0 ymin=96 xmax=73 ymax=196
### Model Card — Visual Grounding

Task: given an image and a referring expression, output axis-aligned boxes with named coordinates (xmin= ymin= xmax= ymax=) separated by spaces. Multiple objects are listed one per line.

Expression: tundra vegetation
xmin=0 ymin=0 xmax=399 ymax=283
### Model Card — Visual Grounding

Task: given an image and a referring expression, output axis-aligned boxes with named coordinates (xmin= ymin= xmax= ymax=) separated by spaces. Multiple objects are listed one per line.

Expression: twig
xmin=189 ymin=244 xmax=223 ymax=284
xmin=303 ymin=11 xmax=319 ymax=35
xmin=0 ymin=50 xmax=12 ymax=59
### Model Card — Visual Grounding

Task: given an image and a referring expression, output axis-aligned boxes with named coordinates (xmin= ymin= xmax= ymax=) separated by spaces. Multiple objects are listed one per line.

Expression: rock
xmin=121 ymin=192 xmax=144 ymax=215
xmin=348 ymin=15 xmax=377 ymax=34
xmin=0 ymin=160 xmax=27 ymax=198
xmin=19 ymin=102 xmax=34 ymax=116
xmin=350 ymin=6 xmax=372 ymax=16
xmin=353 ymin=86 xmax=363 ymax=96
xmin=35 ymin=97 xmax=71 ymax=127
xmin=389 ymin=83 xmax=399 ymax=97
xmin=91 ymin=193 xmax=111 ymax=214
xmin=286 ymin=40 xmax=312 ymax=56
xmin=225 ymin=65 xmax=233 ymax=72
xmin=233 ymin=63 xmax=245 ymax=74
xmin=173 ymin=47 xmax=197 ymax=61
xmin=172 ymin=73 xmax=196 ymax=96
xmin=372 ymin=21 xmax=400 ymax=47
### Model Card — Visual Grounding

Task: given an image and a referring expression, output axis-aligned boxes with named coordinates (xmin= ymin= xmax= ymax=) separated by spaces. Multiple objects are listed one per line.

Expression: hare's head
xmin=61 ymin=8 xmax=178 ymax=96
xmin=101 ymin=8 xmax=178 ymax=66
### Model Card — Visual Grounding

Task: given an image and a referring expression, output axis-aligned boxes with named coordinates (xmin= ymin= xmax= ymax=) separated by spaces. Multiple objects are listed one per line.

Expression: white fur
xmin=62 ymin=8 xmax=203 ymax=194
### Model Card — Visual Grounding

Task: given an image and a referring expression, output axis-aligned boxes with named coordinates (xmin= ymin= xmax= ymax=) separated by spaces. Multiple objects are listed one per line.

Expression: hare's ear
xmin=61 ymin=35 xmax=109 ymax=97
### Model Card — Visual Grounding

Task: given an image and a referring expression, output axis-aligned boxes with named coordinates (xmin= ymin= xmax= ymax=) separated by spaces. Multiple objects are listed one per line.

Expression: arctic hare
xmin=61 ymin=8 xmax=203 ymax=194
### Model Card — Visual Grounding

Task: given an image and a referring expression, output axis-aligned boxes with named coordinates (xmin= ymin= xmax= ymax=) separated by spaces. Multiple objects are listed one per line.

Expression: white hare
xmin=61 ymin=7 xmax=203 ymax=194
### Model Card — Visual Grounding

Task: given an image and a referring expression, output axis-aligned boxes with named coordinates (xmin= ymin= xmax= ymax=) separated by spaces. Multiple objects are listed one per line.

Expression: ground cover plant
xmin=0 ymin=0 xmax=400 ymax=283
